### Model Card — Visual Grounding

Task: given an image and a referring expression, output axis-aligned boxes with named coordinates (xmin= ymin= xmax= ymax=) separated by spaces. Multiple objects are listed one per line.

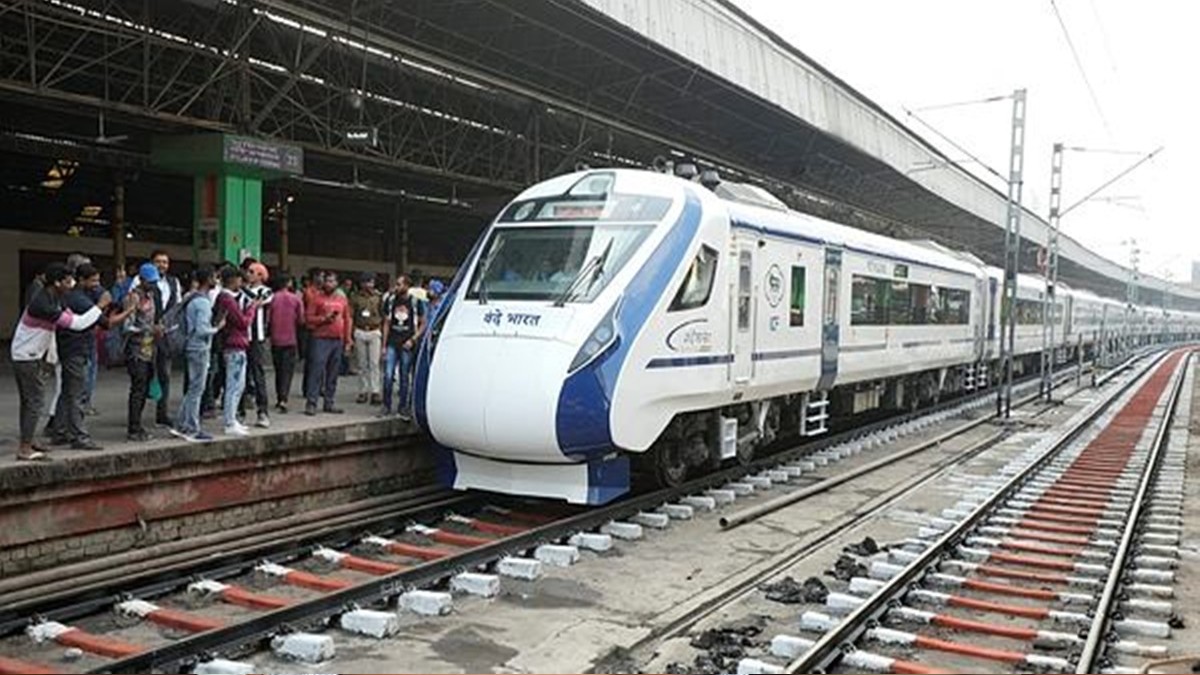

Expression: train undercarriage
xmin=635 ymin=349 xmax=1083 ymax=489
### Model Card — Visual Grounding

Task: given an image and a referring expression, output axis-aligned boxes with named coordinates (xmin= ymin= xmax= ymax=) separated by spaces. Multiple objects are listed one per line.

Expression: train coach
xmin=414 ymin=168 xmax=1198 ymax=504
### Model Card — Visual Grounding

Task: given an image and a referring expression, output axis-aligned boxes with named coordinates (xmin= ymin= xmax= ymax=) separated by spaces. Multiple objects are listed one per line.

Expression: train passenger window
xmin=851 ymin=275 xmax=888 ymax=325
xmin=669 ymin=245 xmax=719 ymax=312
xmin=737 ymin=251 xmax=752 ymax=331
xmin=790 ymin=266 xmax=806 ymax=327
xmin=888 ymin=281 xmax=912 ymax=325
xmin=939 ymin=288 xmax=971 ymax=325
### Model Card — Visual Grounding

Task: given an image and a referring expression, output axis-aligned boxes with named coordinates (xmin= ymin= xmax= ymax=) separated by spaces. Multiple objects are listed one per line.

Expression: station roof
xmin=0 ymin=0 xmax=1188 ymax=309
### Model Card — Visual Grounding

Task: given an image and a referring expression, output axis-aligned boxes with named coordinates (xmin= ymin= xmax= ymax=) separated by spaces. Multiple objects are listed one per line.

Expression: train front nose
xmin=425 ymin=335 xmax=578 ymax=463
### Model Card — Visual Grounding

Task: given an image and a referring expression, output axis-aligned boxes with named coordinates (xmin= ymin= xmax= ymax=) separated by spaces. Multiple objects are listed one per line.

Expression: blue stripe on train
xmin=554 ymin=193 xmax=704 ymax=460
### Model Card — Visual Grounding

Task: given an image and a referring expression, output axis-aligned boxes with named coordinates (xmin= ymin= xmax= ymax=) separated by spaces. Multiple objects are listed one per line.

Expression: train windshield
xmin=466 ymin=224 xmax=653 ymax=303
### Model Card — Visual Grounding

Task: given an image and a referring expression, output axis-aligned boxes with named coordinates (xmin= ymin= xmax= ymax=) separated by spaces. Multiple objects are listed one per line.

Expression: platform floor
xmin=0 ymin=358 xmax=405 ymax=465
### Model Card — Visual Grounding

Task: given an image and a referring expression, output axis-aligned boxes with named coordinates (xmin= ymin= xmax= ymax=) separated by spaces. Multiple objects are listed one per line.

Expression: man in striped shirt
xmin=240 ymin=262 xmax=274 ymax=429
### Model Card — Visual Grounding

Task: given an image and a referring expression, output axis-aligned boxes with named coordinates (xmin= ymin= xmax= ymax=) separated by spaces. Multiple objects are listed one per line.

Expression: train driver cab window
xmin=669 ymin=245 xmax=719 ymax=312
xmin=790 ymin=266 xmax=806 ymax=326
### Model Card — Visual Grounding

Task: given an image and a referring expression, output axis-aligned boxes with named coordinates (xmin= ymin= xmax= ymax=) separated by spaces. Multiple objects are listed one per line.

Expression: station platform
xmin=0 ymin=362 xmax=433 ymax=577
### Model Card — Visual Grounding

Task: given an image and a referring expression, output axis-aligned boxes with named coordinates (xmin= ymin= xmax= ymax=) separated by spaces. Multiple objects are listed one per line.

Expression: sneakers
xmin=188 ymin=431 xmax=216 ymax=443
xmin=304 ymin=402 xmax=318 ymax=416
xmin=275 ymin=402 xmax=288 ymax=414
xmin=376 ymin=408 xmax=393 ymax=419
xmin=398 ymin=409 xmax=413 ymax=422
xmin=369 ymin=394 xmax=382 ymax=406
xmin=224 ymin=423 xmax=250 ymax=437
xmin=355 ymin=394 xmax=369 ymax=404
xmin=256 ymin=412 xmax=271 ymax=429
xmin=168 ymin=428 xmax=191 ymax=441
xmin=323 ymin=405 xmax=345 ymax=415
xmin=70 ymin=440 xmax=103 ymax=451
xmin=127 ymin=430 xmax=152 ymax=442
xmin=156 ymin=415 xmax=174 ymax=429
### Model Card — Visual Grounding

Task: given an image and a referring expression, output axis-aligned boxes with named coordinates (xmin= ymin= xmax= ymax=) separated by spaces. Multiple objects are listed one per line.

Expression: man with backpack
xmin=170 ymin=266 xmax=224 ymax=442
xmin=131 ymin=250 xmax=183 ymax=428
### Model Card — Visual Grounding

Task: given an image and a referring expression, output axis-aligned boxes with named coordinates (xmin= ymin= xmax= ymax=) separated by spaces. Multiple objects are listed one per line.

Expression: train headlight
xmin=569 ymin=298 xmax=621 ymax=374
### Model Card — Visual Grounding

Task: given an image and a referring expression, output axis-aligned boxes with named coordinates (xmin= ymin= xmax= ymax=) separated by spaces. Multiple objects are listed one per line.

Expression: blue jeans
xmin=305 ymin=338 xmax=342 ymax=407
xmin=84 ymin=337 xmax=97 ymax=408
xmin=382 ymin=343 xmax=414 ymax=412
xmin=223 ymin=351 xmax=247 ymax=429
xmin=177 ymin=349 xmax=211 ymax=435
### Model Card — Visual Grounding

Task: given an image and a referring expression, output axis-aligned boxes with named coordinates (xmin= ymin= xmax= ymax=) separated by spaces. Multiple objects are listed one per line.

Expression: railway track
xmin=0 ymin=358 xmax=1145 ymax=674
xmin=780 ymin=348 xmax=1194 ymax=675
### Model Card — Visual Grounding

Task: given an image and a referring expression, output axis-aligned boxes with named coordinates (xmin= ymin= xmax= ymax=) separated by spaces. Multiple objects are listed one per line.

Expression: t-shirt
xmin=383 ymin=291 xmax=423 ymax=347
xmin=57 ymin=288 xmax=99 ymax=360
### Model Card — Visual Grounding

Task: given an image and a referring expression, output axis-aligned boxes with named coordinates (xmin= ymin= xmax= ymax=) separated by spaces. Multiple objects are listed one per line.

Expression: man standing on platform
xmin=147 ymin=250 xmax=182 ymax=428
xmin=12 ymin=263 xmax=107 ymax=461
xmin=52 ymin=264 xmax=125 ymax=450
xmin=269 ymin=275 xmax=304 ymax=414
xmin=381 ymin=274 xmax=425 ymax=421
xmin=304 ymin=271 xmax=352 ymax=416
xmin=350 ymin=272 xmax=383 ymax=406
xmin=215 ymin=268 xmax=260 ymax=437
xmin=124 ymin=264 xmax=163 ymax=442
xmin=241 ymin=262 xmax=274 ymax=429
xmin=171 ymin=266 xmax=224 ymax=442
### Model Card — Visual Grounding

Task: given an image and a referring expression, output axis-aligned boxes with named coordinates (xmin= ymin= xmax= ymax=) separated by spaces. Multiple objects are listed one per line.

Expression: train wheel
xmin=654 ymin=443 xmax=689 ymax=488
xmin=735 ymin=440 xmax=755 ymax=466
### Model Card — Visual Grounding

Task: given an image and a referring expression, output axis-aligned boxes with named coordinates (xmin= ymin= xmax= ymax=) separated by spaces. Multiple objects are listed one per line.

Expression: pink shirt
xmin=269 ymin=290 xmax=304 ymax=347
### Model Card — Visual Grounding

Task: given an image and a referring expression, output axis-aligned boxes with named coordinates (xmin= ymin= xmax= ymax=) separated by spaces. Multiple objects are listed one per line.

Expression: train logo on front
xmin=484 ymin=308 xmax=542 ymax=328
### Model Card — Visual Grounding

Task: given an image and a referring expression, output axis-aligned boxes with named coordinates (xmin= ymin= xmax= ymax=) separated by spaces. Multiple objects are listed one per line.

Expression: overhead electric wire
xmin=1050 ymin=0 xmax=1111 ymax=137
xmin=903 ymin=108 xmax=1008 ymax=184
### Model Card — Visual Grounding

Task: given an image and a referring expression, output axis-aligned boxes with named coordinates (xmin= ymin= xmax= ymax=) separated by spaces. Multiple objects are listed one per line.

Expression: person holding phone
xmin=303 ymin=271 xmax=353 ymax=416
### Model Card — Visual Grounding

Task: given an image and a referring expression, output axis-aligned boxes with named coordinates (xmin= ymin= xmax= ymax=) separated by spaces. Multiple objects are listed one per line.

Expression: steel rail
xmin=0 ymin=490 xmax=475 ymax=638
xmin=1074 ymin=350 xmax=1192 ymax=672
xmin=720 ymin=356 xmax=1137 ymax=529
xmin=785 ymin=349 xmax=1173 ymax=673
xmin=86 ymin=362 xmax=1111 ymax=674
xmin=615 ymin=354 xmax=1143 ymax=666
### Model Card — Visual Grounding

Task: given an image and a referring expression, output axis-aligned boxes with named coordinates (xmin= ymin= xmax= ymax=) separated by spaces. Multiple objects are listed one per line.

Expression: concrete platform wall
xmin=0 ymin=421 xmax=433 ymax=576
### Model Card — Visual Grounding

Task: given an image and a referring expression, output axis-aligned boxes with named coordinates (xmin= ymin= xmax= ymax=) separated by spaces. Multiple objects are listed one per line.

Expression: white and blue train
xmin=414 ymin=169 xmax=1199 ymax=504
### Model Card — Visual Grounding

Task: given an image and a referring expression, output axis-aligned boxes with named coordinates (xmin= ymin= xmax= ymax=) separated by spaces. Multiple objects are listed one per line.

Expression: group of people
xmin=11 ymin=251 xmax=444 ymax=461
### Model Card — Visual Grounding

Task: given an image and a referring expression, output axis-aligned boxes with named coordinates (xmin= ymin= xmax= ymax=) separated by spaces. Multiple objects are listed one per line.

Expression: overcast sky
xmin=734 ymin=0 xmax=1197 ymax=286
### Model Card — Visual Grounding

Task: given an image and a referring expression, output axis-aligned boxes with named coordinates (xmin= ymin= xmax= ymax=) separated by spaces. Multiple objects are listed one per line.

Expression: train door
xmin=816 ymin=248 xmax=842 ymax=391
xmin=730 ymin=242 xmax=756 ymax=385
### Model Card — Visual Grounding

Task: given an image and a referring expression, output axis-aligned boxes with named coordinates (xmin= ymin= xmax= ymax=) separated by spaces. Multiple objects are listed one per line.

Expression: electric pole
xmin=999 ymin=89 xmax=1027 ymax=419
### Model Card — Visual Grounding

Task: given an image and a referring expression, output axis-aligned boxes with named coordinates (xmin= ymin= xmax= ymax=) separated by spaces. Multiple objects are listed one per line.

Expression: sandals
xmin=16 ymin=451 xmax=53 ymax=462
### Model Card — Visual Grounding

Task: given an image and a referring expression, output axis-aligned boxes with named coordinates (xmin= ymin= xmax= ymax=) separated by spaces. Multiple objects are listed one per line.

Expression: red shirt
xmin=305 ymin=290 xmax=352 ymax=345
xmin=268 ymin=290 xmax=305 ymax=347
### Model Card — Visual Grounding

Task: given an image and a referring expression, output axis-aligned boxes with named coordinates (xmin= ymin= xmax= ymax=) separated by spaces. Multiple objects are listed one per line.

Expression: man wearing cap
xmin=123 ymin=263 xmax=164 ymax=442
xmin=426 ymin=279 xmax=446 ymax=325
xmin=240 ymin=262 xmax=274 ymax=428
xmin=12 ymin=263 xmax=108 ymax=461
xmin=131 ymin=250 xmax=183 ymax=428
xmin=350 ymin=273 xmax=384 ymax=406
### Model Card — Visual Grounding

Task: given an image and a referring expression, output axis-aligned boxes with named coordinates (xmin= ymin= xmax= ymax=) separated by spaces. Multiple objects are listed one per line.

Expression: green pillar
xmin=194 ymin=173 xmax=263 ymax=263
xmin=155 ymin=133 xmax=302 ymax=265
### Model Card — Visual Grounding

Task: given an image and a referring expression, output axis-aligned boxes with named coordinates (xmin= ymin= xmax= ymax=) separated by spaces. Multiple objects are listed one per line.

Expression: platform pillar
xmin=153 ymin=133 xmax=302 ymax=266
xmin=195 ymin=173 xmax=262 ymax=264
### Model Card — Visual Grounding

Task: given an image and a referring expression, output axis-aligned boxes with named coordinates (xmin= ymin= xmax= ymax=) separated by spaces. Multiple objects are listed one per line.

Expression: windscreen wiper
xmin=476 ymin=238 xmax=506 ymax=305
xmin=553 ymin=238 xmax=613 ymax=307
